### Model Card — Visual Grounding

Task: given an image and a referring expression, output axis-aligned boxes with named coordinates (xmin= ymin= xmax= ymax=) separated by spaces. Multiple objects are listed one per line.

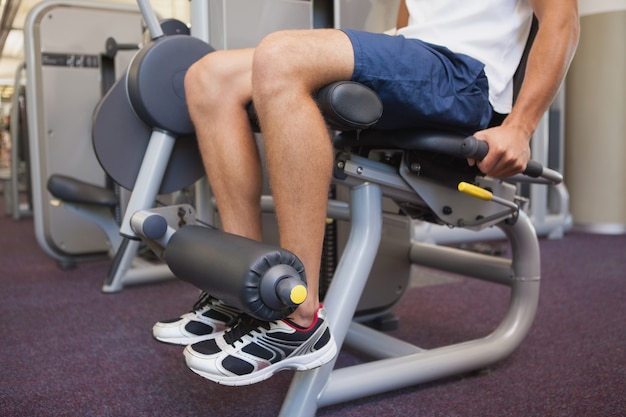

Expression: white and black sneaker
xmin=152 ymin=292 xmax=242 ymax=345
xmin=183 ymin=306 xmax=337 ymax=386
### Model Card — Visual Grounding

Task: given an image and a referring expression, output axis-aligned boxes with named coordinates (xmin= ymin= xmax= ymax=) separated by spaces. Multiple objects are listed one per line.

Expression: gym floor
xmin=1 ymin=191 xmax=624 ymax=416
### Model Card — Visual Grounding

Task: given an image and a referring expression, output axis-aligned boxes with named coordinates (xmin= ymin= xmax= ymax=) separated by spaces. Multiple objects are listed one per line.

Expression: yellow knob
xmin=458 ymin=182 xmax=493 ymax=201
xmin=290 ymin=285 xmax=308 ymax=305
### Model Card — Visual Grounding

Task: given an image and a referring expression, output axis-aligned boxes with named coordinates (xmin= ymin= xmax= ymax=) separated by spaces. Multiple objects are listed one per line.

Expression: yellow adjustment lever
xmin=290 ymin=284 xmax=308 ymax=305
xmin=458 ymin=182 xmax=493 ymax=201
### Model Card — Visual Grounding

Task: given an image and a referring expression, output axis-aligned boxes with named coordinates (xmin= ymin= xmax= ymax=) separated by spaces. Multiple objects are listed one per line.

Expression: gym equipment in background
xmin=24 ymin=0 xmax=146 ymax=268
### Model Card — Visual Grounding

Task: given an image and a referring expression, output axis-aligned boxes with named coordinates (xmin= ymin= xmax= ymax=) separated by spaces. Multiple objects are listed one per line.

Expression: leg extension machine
xmin=129 ymin=79 xmax=560 ymax=415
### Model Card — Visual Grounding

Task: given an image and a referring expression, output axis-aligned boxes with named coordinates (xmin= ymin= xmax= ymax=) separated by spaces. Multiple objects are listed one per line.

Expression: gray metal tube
xmin=500 ymin=210 xmax=542 ymax=280
xmin=260 ymin=195 xmax=351 ymax=221
xmin=102 ymin=238 xmax=142 ymax=293
xmin=278 ymin=182 xmax=383 ymax=417
xmin=317 ymin=211 xmax=540 ymax=408
xmin=320 ymin=282 xmax=539 ymax=407
xmin=190 ymin=0 xmax=210 ymax=43
xmin=9 ymin=62 xmax=26 ymax=219
xmin=344 ymin=321 xmax=424 ymax=358
xmin=118 ymin=130 xmax=175 ymax=238
xmin=135 ymin=0 xmax=164 ymax=39
xmin=410 ymin=241 xmax=514 ymax=285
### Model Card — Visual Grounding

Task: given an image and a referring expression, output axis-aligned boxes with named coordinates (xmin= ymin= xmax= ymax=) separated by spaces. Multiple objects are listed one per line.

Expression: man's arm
xmin=474 ymin=0 xmax=580 ymax=178
xmin=396 ymin=0 xmax=409 ymax=30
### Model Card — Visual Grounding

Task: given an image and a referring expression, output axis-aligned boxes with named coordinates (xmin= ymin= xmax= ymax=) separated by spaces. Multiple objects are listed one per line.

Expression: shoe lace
xmin=191 ymin=291 xmax=212 ymax=312
xmin=223 ymin=314 xmax=273 ymax=346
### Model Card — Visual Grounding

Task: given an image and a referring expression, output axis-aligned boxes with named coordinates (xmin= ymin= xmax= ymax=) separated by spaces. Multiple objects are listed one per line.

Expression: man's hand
xmin=466 ymin=0 xmax=578 ymax=179
xmin=468 ymin=124 xmax=532 ymax=178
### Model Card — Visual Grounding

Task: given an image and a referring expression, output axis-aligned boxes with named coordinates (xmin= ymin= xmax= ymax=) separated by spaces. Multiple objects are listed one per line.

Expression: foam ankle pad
xmin=166 ymin=226 xmax=307 ymax=321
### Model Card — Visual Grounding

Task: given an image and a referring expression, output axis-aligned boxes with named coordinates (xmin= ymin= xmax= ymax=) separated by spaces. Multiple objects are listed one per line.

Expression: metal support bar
xmin=409 ymin=241 xmax=514 ymax=285
xmin=190 ymin=0 xmax=210 ymax=43
xmin=135 ymin=0 xmax=164 ymax=39
xmin=118 ymin=129 xmax=176 ymax=238
xmin=277 ymin=198 xmax=539 ymax=415
xmin=317 ymin=211 xmax=540 ymax=409
xmin=101 ymin=237 xmax=173 ymax=293
xmin=260 ymin=195 xmax=351 ymax=222
xmin=9 ymin=62 xmax=29 ymax=220
xmin=343 ymin=321 xmax=424 ymax=358
xmin=278 ymin=182 xmax=383 ymax=417
xmin=340 ymin=154 xmax=423 ymax=205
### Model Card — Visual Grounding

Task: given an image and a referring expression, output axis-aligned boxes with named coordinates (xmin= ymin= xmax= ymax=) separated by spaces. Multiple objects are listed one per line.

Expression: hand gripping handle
xmin=461 ymin=136 xmax=562 ymax=184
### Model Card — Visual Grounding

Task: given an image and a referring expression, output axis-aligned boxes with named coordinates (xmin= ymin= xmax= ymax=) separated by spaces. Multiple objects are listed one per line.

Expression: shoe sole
xmin=152 ymin=322 xmax=228 ymax=346
xmin=153 ymin=333 xmax=220 ymax=346
xmin=184 ymin=337 xmax=338 ymax=386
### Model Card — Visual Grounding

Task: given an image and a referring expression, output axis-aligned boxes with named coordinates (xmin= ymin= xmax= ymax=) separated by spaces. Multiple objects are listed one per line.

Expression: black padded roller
xmin=92 ymin=73 xmax=205 ymax=194
xmin=126 ymin=35 xmax=214 ymax=135
xmin=316 ymin=81 xmax=383 ymax=130
xmin=166 ymin=226 xmax=308 ymax=321
xmin=246 ymin=81 xmax=383 ymax=133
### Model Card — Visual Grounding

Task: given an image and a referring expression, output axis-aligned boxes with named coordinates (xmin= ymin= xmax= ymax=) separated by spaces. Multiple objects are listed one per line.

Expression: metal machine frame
xmin=182 ymin=1 xmax=551 ymax=414
xmin=21 ymin=1 xmax=561 ymax=414
xmin=276 ymin=151 xmax=543 ymax=416
xmin=124 ymin=1 xmax=552 ymax=415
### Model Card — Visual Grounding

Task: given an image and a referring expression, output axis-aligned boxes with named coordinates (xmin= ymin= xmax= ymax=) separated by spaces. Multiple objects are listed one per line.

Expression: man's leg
xmin=180 ymin=29 xmax=353 ymax=385
xmin=252 ymin=29 xmax=355 ymax=327
xmin=185 ymin=48 xmax=262 ymax=241
xmin=152 ymin=49 xmax=259 ymax=345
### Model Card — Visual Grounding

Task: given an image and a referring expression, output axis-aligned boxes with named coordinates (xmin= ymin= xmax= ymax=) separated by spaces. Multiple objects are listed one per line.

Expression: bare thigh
xmin=252 ymin=29 xmax=355 ymax=93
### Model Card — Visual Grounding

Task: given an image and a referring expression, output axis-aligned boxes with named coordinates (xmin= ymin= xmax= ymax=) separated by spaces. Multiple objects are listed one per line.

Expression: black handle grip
xmin=461 ymin=136 xmax=489 ymax=160
xmin=523 ymin=160 xmax=544 ymax=178
xmin=461 ymin=136 xmax=544 ymax=178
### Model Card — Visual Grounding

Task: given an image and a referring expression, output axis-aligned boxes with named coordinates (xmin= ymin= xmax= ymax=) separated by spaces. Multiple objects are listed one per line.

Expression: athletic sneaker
xmin=152 ymin=292 xmax=242 ymax=345
xmin=183 ymin=306 xmax=337 ymax=386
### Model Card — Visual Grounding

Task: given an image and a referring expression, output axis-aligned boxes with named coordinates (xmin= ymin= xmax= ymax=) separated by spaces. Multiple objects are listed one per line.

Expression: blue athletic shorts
xmin=342 ymin=29 xmax=493 ymax=134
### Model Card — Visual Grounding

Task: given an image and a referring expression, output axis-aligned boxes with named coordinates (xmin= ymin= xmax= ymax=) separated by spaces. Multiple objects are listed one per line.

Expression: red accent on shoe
xmin=282 ymin=305 xmax=322 ymax=332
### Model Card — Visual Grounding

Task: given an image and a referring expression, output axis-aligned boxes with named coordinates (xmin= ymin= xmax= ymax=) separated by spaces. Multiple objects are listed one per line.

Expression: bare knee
xmin=253 ymin=32 xmax=298 ymax=78
xmin=252 ymin=30 xmax=354 ymax=102
xmin=185 ymin=50 xmax=252 ymax=112
xmin=185 ymin=52 xmax=227 ymax=109
xmin=252 ymin=31 xmax=315 ymax=99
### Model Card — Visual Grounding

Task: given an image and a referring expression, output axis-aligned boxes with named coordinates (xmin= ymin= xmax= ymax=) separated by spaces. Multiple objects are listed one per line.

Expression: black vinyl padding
xmin=166 ymin=226 xmax=306 ymax=321
xmin=126 ymin=35 xmax=215 ymax=136
xmin=316 ymin=81 xmax=383 ymax=130
xmin=92 ymin=70 xmax=205 ymax=194
xmin=335 ymin=128 xmax=473 ymax=159
xmin=247 ymin=81 xmax=383 ymax=132
xmin=47 ymin=174 xmax=117 ymax=207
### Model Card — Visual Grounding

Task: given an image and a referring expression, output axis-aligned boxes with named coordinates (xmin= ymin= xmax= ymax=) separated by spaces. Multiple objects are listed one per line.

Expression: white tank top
xmin=397 ymin=0 xmax=533 ymax=114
